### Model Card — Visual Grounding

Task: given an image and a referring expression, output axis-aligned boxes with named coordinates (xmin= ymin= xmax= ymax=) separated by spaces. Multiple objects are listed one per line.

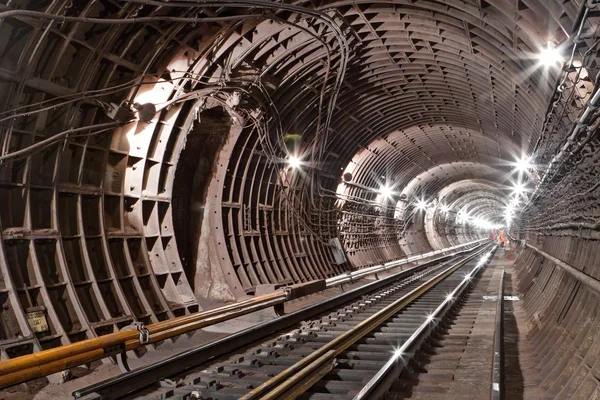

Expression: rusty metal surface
xmin=510 ymin=237 xmax=600 ymax=398
xmin=0 ymin=1 xmax=599 ymax=397
xmin=73 ymin=245 xmax=491 ymax=400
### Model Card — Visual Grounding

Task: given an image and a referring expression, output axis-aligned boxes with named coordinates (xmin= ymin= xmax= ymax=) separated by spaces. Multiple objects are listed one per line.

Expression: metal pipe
xmin=0 ymin=291 xmax=287 ymax=388
xmin=0 ymin=295 xmax=290 ymax=388
xmin=325 ymin=239 xmax=487 ymax=287
xmin=526 ymin=243 xmax=600 ymax=296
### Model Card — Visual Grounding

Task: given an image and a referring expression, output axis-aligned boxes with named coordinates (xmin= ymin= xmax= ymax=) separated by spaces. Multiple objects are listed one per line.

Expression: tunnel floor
xmin=390 ymin=249 xmax=516 ymax=399
xmin=0 ymin=247 xmax=551 ymax=400
xmin=504 ymin=254 xmax=543 ymax=400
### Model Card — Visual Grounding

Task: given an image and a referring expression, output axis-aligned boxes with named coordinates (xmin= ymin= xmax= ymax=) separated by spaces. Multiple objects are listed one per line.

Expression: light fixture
xmin=379 ymin=185 xmax=394 ymax=199
xmin=416 ymin=199 xmax=428 ymax=211
xmin=287 ymin=155 xmax=301 ymax=169
xmin=538 ymin=41 xmax=563 ymax=67
xmin=514 ymin=156 xmax=532 ymax=173
xmin=440 ymin=204 xmax=450 ymax=213
xmin=512 ymin=182 xmax=526 ymax=196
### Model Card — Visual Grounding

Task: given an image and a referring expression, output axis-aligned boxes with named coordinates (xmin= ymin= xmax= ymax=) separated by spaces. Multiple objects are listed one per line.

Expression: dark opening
xmin=172 ymin=107 xmax=232 ymax=290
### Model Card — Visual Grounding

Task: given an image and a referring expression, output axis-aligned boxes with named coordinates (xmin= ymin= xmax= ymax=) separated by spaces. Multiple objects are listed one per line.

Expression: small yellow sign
xmin=27 ymin=311 xmax=49 ymax=333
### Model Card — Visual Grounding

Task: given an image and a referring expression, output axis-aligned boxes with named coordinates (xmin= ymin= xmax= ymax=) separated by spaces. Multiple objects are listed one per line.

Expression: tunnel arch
xmin=0 ymin=0 xmax=595 ymax=373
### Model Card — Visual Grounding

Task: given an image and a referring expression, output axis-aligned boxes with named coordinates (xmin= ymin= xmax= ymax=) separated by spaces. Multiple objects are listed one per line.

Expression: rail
xmin=72 ymin=242 xmax=489 ymax=399
xmin=0 ymin=239 xmax=486 ymax=389
xmin=353 ymin=246 xmax=497 ymax=400
xmin=239 ymin=244 xmax=494 ymax=400
xmin=491 ymin=269 xmax=505 ymax=400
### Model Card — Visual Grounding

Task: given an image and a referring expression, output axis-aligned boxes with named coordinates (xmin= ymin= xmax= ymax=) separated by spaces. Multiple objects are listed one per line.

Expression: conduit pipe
xmin=532 ymin=69 xmax=600 ymax=202
xmin=0 ymin=291 xmax=286 ymax=388
xmin=525 ymin=0 xmax=596 ymax=210
xmin=527 ymin=243 xmax=600 ymax=296
xmin=0 ymin=239 xmax=486 ymax=389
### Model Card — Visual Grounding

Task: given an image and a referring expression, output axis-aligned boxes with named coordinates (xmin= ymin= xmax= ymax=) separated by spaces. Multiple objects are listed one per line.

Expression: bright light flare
xmin=416 ymin=199 xmax=429 ymax=211
xmin=538 ymin=42 xmax=563 ymax=67
xmin=514 ymin=156 xmax=532 ymax=173
xmin=512 ymin=182 xmax=526 ymax=196
xmin=440 ymin=204 xmax=450 ymax=213
xmin=287 ymin=155 xmax=301 ymax=169
xmin=379 ymin=185 xmax=394 ymax=199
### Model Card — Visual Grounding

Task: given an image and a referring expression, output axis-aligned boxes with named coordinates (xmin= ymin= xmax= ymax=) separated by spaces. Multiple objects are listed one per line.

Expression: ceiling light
xmin=379 ymin=185 xmax=394 ymax=199
xmin=287 ymin=155 xmax=301 ymax=169
xmin=416 ymin=199 xmax=428 ymax=211
xmin=440 ymin=204 xmax=450 ymax=213
xmin=538 ymin=41 xmax=563 ymax=67
xmin=514 ymin=156 xmax=532 ymax=173
xmin=512 ymin=182 xmax=526 ymax=196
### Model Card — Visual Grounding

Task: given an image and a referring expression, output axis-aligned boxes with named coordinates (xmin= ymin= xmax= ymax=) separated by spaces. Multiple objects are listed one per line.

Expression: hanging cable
xmin=0 ymin=122 xmax=122 ymax=164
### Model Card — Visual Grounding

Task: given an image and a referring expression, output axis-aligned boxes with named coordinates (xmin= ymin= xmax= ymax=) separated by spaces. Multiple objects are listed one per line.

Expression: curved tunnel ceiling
xmin=0 ymin=0 xmax=599 ymax=356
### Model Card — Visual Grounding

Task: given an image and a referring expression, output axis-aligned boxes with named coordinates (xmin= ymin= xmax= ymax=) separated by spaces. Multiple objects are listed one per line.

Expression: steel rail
xmin=239 ymin=244 xmax=493 ymax=400
xmin=0 ymin=240 xmax=484 ymax=389
xmin=72 ymin=242 xmax=489 ymax=399
xmin=325 ymin=239 xmax=487 ymax=287
xmin=491 ymin=269 xmax=505 ymax=400
xmin=353 ymin=246 xmax=497 ymax=400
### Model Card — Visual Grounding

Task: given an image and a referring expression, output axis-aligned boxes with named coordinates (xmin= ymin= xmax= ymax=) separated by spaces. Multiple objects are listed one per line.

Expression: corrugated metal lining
xmin=0 ymin=0 xmax=597 ymax=367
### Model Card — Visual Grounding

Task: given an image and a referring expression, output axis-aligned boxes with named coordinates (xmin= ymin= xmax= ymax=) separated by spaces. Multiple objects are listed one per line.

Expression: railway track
xmin=74 ymin=244 xmax=497 ymax=400
xmin=391 ymin=262 xmax=505 ymax=399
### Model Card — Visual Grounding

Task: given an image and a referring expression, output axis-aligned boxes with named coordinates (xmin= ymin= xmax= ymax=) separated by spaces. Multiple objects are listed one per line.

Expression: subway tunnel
xmin=0 ymin=0 xmax=600 ymax=399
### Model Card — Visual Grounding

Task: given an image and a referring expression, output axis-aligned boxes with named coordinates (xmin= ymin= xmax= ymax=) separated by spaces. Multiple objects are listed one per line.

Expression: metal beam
xmin=526 ymin=243 xmax=600 ymax=297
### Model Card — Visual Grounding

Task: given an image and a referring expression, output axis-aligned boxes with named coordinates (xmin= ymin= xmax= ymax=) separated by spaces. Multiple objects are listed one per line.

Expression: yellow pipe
xmin=0 ymin=291 xmax=286 ymax=388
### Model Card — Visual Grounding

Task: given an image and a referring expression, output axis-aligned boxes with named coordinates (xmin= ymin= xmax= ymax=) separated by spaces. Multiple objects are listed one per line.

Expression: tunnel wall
xmin=511 ymin=232 xmax=600 ymax=398
xmin=0 ymin=0 xmax=580 ymax=366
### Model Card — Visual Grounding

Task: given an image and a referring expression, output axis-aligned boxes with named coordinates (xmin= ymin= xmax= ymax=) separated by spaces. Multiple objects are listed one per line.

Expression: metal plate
xmin=26 ymin=311 xmax=49 ymax=333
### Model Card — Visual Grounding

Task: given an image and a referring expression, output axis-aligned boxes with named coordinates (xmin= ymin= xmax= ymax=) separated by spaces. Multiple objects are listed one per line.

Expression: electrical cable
xmin=0 ymin=8 xmax=261 ymax=25
xmin=0 ymin=121 xmax=122 ymax=164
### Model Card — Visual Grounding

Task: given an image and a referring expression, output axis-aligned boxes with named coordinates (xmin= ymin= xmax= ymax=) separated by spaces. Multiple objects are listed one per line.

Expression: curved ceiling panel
xmin=0 ymin=0 xmax=597 ymax=361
